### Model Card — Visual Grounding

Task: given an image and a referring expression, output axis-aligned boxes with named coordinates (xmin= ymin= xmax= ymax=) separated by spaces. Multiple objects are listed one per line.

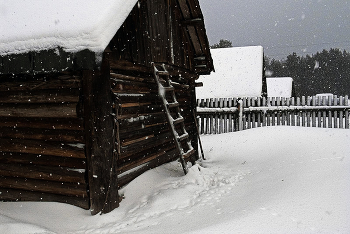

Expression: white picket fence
xmin=196 ymin=96 xmax=350 ymax=134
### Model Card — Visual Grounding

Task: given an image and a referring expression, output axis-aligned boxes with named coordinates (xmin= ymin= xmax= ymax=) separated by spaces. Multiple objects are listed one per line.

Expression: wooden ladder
xmin=152 ymin=63 xmax=195 ymax=175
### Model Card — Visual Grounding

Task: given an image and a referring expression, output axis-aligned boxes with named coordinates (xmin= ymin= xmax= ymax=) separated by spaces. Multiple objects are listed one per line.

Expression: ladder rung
xmin=183 ymin=148 xmax=195 ymax=159
xmin=157 ymin=71 xmax=169 ymax=76
xmin=178 ymin=133 xmax=189 ymax=142
xmin=167 ymin=102 xmax=179 ymax=108
xmin=173 ymin=117 xmax=184 ymax=125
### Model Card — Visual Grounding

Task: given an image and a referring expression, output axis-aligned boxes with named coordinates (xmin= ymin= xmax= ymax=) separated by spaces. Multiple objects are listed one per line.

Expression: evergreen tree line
xmin=265 ymin=48 xmax=350 ymax=97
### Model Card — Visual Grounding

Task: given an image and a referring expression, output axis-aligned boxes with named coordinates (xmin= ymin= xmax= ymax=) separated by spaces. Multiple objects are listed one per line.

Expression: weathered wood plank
xmin=119 ymin=123 xmax=168 ymax=145
xmin=0 ymin=163 xmax=86 ymax=183
xmin=118 ymin=148 xmax=178 ymax=188
xmin=0 ymin=127 xmax=83 ymax=143
xmin=0 ymin=139 xmax=85 ymax=158
xmin=0 ymin=89 xmax=80 ymax=103
xmin=0 ymin=176 xmax=87 ymax=197
xmin=0 ymin=103 xmax=77 ymax=118
xmin=0 ymin=188 xmax=89 ymax=209
xmin=0 ymin=152 xmax=86 ymax=169
xmin=0 ymin=77 xmax=81 ymax=92
xmin=120 ymin=131 xmax=174 ymax=157
xmin=0 ymin=117 xmax=83 ymax=130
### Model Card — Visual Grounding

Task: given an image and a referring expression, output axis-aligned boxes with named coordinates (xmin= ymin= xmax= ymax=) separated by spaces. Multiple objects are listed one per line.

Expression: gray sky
xmin=199 ymin=0 xmax=350 ymax=60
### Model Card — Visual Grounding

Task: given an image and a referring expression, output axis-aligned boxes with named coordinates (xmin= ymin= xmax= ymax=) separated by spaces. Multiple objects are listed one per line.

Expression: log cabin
xmin=0 ymin=0 xmax=213 ymax=214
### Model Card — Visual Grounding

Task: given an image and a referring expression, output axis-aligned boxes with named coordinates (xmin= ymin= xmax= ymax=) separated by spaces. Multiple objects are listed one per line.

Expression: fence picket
xmin=322 ymin=96 xmax=327 ymax=128
xmin=306 ymin=96 xmax=311 ymax=127
xmin=328 ymin=96 xmax=333 ymax=128
xmin=333 ymin=95 xmax=338 ymax=128
xmin=317 ymin=96 xmax=322 ymax=128
xmin=196 ymin=95 xmax=350 ymax=134
xmin=301 ymin=96 xmax=306 ymax=127
xmin=257 ymin=97 xmax=262 ymax=127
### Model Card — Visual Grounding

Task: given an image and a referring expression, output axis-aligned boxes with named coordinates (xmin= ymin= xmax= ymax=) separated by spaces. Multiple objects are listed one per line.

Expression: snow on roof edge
xmin=0 ymin=0 xmax=138 ymax=56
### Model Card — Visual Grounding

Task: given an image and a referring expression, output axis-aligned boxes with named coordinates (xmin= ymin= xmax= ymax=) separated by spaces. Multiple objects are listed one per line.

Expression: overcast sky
xmin=199 ymin=0 xmax=350 ymax=60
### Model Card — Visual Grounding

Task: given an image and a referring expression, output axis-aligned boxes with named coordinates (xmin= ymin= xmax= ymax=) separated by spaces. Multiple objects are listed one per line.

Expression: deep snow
xmin=0 ymin=126 xmax=349 ymax=233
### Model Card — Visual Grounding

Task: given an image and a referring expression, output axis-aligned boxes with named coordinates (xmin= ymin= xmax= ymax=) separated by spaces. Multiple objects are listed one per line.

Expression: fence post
xmin=223 ymin=98 xmax=228 ymax=133
xmin=296 ymin=97 xmax=301 ymax=126
xmin=306 ymin=96 xmax=311 ymax=127
xmin=322 ymin=96 xmax=327 ymax=128
xmin=257 ymin=97 xmax=262 ymax=127
xmin=209 ymin=98 xmax=214 ymax=134
xmin=267 ymin=97 xmax=271 ymax=126
xmin=262 ymin=97 xmax=267 ymax=127
xmin=339 ymin=96 xmax=344 ymax=128
xmin=345 ymin=95 xmax=349 ymax=129
xmin=334 ymin=95 xmax=338 ymax=128
xmin=238 ymin=99 xmax=243 ymax=131
xmin=328 ymin=96 xmax=333 ymax=128
xmin=312 ymin=96 xmax=316 ymax=127
xmin=271 ymin=97 xmax=276 ymax=126
xmin=301 ymin=96 xmax=306 ymax=127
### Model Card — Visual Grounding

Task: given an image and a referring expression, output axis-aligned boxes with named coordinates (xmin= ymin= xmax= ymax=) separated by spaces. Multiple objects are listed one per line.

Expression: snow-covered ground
xmin=1 ymin=126 xmax=349 ymax=234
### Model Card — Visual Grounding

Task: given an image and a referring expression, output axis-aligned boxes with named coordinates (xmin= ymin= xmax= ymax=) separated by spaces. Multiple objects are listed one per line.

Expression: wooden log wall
xmin=110 ymin=64 xmax=198 ymax=188
xmin=109 ymin=0 xmax=195 ymax=72
xmin=0 ymin=73 xmax=88 ymax=209
xmin=197 ymin=95 xmax=350 ymax=134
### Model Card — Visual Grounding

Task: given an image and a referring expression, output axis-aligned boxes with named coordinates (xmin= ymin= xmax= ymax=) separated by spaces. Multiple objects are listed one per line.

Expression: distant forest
xmin=265 ymin=48 xmax=350 ymax=97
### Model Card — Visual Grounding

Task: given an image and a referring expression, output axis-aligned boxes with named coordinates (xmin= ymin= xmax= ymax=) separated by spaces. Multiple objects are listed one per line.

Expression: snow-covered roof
xmin=0 ymin=0 xmax=138 ymax=56
xmin=196 ymin=46 xmax=264 ymax=99
xmin=266 ymin=77 xmax=293 ymax=98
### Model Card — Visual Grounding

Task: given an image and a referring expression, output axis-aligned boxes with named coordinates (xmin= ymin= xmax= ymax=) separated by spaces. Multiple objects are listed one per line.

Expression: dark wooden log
xmin=110 ymin=72 xmax=152 ymax=83
xmin=0 ymin=89 xmax=80 ymax=104
xmin=0 ymin=139 xmax=85 ymax=158
xmin=109 ymin=59 xmax=152 ymax=74
xmin=0 ymin=152 xmax=86 ymax=169
xmin=111 ymin=83 xmax=153 ymax=94
xmin=117 ymin=111 xmax=165 ymax=120
xmin=0 ymin=103 xmax=77 ymax=118
xmin=0 ymin=188 xmax=89 ymax=210
xmin=0 ymin=127 xmax=84 ymax=143
xmin=0 ymin=176 xmax=87 ymax=197
xmin=119 ymin=122 xmax=168 ymax=144
xmin=83 ymin=53 xmax=119 ymax=215
xmin=118 ymin=112 xmax=166 ymax=129
xmin=0 ymin=163 xmax=86 ymax=183
xmin=119 ymin=131 xmax=174 ymax=157
xmin=118 ymin=144 xmax=176 ymax=174
xmin=0 ymin=78 xmax=81 ymax=92
xmin=119 ymin=104 xmax=164 ymax=117
xmin=118 ymin=147 xmax=178 ymax=188
xmin=0 ymin=117 xmax=83 ymax=130
xmin=116 ymin=92 xmax=160 ymax=104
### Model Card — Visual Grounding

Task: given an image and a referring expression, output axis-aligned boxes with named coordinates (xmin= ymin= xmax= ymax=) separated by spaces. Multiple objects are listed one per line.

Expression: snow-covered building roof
xmin=196 ymin=46 xmax=264 ymax=99
xmin=0 ymin=0 xmax=138 ymax=55
xmin=266 ymin=77 xmax=293 ymax=98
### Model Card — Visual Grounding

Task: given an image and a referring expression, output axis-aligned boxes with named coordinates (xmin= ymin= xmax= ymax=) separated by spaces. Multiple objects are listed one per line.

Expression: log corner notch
xmin=83 ymin=53 xmax=119 ymax=215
